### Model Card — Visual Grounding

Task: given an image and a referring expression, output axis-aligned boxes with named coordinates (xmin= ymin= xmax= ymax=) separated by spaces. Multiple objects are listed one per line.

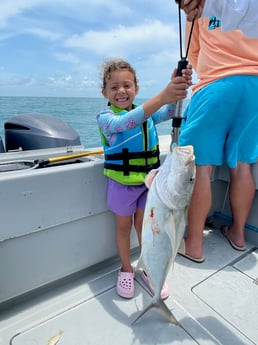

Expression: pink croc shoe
xmin=141 ymin=271 xmax=169 ymax=300
xmin=116 ymin=269 xmax=135 ymax=299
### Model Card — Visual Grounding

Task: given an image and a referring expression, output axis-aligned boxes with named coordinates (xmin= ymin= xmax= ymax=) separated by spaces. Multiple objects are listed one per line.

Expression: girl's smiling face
xmin=102 ymin=70 xmax=139 ymax=111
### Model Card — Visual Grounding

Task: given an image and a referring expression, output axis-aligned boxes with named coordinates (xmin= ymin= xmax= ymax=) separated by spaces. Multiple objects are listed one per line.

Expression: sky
xmin=0 ymin=0 xmax=190 ymax=98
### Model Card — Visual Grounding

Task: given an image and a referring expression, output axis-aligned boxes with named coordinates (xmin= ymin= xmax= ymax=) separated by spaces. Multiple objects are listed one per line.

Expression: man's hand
xmin=175 ymin=0 xmax=205 ymax=21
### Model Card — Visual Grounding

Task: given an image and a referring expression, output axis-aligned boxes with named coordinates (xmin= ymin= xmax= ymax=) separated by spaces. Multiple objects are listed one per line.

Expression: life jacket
xmin=101 ymin=104 xmax=160 ymax=185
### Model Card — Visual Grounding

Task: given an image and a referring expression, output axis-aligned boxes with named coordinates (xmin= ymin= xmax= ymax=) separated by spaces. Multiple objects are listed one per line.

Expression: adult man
xmin=177 ymin=17 xmax=258 ymax=262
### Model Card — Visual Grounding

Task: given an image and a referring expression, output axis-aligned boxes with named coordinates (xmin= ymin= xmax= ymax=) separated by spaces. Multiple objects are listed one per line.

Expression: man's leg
xmin=183 ymin=164 xmax=213 ymax=259
xmin=227 ymin=162 xmax=255 ymax=248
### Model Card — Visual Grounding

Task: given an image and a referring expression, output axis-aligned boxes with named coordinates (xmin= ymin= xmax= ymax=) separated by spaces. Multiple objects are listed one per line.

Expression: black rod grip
xmin=176 ymin=59 xmax=188 ymax=76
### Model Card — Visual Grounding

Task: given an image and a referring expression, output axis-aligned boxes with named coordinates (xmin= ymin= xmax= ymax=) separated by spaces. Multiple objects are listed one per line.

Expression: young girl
xmin=96 ymin=58 xmax=191 ymax=298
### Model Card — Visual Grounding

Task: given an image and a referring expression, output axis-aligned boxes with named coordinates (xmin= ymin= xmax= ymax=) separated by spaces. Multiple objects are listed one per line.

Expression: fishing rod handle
xmin=176 ymin=58 xmax=188 ymax=76
xmin=173 ymin=58 xmax=188 ymax=118
xmin=170 ymin=127 xmax=180 ymax=149
xmin=174 ymin=100 xmax=183 ymax=119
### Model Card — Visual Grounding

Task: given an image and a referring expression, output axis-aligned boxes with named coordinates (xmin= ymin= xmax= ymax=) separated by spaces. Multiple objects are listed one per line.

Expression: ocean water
xmin=0 ymin=96 xmax=189 ymax=149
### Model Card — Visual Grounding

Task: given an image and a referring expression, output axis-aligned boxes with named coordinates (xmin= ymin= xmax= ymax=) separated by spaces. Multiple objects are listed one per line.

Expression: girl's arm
xmin=97 ymin=106 xmax=147 ymax=135
xmin=97 ymin=66 xmax=192 ymax=135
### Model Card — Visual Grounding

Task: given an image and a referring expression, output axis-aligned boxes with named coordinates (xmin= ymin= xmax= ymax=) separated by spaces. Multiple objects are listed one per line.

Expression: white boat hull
xmin=0 ymin=135 xmax=258 ymax=345
xmin=0 ymin=146 xmax=139 ymax=305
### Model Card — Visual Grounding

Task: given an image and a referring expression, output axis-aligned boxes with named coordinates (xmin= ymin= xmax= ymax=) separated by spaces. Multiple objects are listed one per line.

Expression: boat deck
xmin=1 ymin=219 xmax=258 ymax=345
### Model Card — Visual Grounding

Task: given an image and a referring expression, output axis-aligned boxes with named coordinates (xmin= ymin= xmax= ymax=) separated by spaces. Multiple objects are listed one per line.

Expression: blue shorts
xmin=107 ymin=178 xmax=148 ymax=216
xmin=179 ymin=75 xmax=258 ymax=168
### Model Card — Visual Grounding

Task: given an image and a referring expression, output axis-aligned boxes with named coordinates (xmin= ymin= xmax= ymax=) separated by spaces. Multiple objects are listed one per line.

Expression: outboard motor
xmin=4 ymin=113 xmax=81 ymax=151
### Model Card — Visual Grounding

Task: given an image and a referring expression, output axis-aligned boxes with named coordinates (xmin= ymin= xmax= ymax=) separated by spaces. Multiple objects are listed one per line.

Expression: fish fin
xmin=132 ymin=299 xmax=178 ymax=326
xmin=156 ymin=299 xmax=179 ymax=325
xmin=47 ymin=330 xmax=64 ymax=345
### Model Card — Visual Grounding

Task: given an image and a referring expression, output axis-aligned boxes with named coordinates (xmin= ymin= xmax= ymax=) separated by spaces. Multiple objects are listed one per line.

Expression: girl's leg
xmin=133 ymin=207 xmax=145 ymax=247
xmin=115 ymin=214 xmax=134 ymax=273
xmin=115 ymin=214 xmax=135 ymax=298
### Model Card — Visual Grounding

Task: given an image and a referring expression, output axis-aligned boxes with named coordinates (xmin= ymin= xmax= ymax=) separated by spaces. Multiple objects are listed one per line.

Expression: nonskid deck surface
xmin=1 ymin=227 xmax=257 ymax=345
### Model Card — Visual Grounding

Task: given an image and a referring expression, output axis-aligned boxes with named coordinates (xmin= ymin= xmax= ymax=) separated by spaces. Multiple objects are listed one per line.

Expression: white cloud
xmin=54 ymin=52 xmax=80 ymax=65
xmin=0 ymin=0 xmax=45 ymax=28
xmin=0 ymin=0 xmax=185 ymax=97
xmin=65 ymin=20 xmax=178 ymax=57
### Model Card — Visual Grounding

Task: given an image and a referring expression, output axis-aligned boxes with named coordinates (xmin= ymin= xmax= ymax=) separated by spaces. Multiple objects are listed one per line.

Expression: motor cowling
xmin=4 ymin=113 xmax=81 ymax=151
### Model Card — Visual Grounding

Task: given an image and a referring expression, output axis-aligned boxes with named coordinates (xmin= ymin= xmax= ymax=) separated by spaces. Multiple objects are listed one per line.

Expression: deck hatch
xmin=192 ymin=250 xmax=258 ymax=344
xmin=10 ymin=280 xmax=198 ymax=345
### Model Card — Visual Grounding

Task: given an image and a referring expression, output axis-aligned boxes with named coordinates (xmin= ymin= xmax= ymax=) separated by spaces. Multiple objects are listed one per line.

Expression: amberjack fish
xmin=133 ymin=145 xmax=195 ymax=325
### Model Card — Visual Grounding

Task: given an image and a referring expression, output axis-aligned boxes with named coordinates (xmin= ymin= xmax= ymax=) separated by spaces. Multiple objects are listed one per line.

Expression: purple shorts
xmin=107 ymin=178 xmax=148 ymax=216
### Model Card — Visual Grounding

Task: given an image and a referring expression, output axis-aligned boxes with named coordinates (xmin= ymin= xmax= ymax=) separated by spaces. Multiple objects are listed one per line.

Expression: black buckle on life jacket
xmin=104 ymin=160 xmax=160 ymax=176
xmin=104 ymin=146 xmax=160 ymax=176
xmin=105 ymin=147 xmax=160 ymax=161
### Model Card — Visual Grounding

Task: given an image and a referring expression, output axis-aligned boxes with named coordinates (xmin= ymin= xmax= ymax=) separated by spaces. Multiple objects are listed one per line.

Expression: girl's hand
xmin=171 ymin=64 xmax=192 ymax=86
xmin=142 ymin=63 xmax=192 ymax=116
xmin=160 ymin=64 xmax=192 ymax=104
xmin=181 ymin=64 xmax=192 ymax=86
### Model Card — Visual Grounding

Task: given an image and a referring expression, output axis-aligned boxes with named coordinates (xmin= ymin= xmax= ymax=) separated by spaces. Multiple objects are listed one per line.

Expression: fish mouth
xmin=177 ymin=145 xmax=193 ymax=155
xmin=185 ymin=155 xmax=195 ymax=166
xmin=177 ymin=145 xmax=195 ymax=166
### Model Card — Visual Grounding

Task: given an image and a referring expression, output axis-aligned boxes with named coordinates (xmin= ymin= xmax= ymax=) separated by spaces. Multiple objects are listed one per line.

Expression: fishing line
xmin=177 ymin=0 xmax=194 ymax=61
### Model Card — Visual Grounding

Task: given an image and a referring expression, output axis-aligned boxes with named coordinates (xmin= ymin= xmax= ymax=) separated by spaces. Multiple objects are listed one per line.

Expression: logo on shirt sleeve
xmin=208 ymin=16 xmax=221 ymax=30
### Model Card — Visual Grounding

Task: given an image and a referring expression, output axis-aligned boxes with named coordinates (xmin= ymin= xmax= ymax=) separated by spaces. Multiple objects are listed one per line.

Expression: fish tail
xmin=132 ymin=299 xmax=179 ymax=326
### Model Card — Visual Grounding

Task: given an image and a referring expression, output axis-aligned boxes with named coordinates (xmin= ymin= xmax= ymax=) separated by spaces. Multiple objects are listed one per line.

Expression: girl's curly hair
xmin=100 ymin=58 xmax=138 ymax=90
